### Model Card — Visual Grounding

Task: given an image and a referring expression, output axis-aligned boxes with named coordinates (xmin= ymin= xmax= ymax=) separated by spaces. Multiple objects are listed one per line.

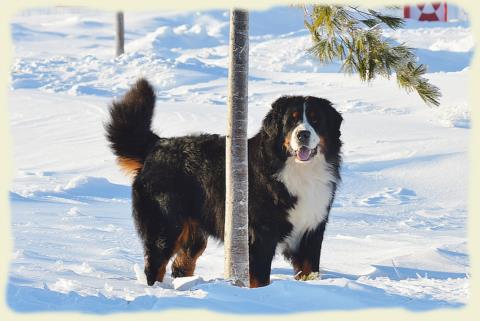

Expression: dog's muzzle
xmin=288 ymin=145 xmax=318 ymax=162
xmin=295 ymin=146 xmax=318 ymax=162
xmin=288 ymin=125 xmax=321 ymax=162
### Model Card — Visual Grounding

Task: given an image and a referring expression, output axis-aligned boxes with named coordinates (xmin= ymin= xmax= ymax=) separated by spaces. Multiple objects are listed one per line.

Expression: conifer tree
xmin=304 ymin=5 xmax=441 ymax=106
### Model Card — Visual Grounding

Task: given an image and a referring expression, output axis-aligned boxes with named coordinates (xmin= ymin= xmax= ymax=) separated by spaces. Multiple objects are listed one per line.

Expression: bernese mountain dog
xmin=105 ymin=79 xmax=342 ymax=288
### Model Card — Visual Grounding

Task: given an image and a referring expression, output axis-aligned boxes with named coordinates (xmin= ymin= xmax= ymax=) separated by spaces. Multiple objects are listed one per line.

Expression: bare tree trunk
xmin=115 ymin=11 xmax=124 ymax=57
xmin=224 ymin=8 xmax=249 ymax=287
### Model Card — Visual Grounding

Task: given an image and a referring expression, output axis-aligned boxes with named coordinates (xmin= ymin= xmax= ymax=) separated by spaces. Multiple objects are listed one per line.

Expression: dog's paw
xmin=171 ymin=266 xmax=187 ymax=278
xmin=145 ymin=268 xmax=158 ymax=286
xmin=144 ymin=263 xmax=166 ymax=286
xmin=294 ymin=271 xmax=320 ymax=281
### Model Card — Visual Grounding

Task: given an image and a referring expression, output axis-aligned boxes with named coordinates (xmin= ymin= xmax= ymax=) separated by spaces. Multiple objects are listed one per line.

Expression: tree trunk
xmin=224 ymin=8 xmax=249 ymax=287
xmin=115 ymin=11 xmax=124 ymax=57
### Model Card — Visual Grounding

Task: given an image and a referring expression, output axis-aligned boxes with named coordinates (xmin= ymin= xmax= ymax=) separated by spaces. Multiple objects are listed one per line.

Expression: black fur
xmin=105 ymin=78 xmax=343 ymax=287
xmin=105 ymin=79 xmax=159 ymax=165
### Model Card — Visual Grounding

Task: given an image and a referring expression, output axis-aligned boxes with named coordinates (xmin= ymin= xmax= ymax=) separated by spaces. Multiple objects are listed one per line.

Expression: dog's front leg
xmin=248 ymin=234 xmax=278 ymax=288
xmin=290 ymin=220 xmax=327 ymax=280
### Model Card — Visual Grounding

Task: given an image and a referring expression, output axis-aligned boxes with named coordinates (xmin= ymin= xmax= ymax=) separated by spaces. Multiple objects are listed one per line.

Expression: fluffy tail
xmin=105 ymin=78 xmax=159 ymax=177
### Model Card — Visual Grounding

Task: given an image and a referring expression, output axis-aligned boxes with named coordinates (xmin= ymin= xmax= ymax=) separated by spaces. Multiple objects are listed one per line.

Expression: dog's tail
xmin=105 ymin=78 xmax=159 ymax=177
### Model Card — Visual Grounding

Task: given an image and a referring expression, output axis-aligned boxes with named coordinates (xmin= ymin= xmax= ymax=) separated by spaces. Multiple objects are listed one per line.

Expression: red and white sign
xmin=404 ymin=3 xmax=448 ymax=21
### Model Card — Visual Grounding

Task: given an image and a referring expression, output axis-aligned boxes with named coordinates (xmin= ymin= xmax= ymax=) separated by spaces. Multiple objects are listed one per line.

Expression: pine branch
xmin=396 ymin=63 xmax=441 ymax=106
xmin=304 ymin=5 xmax=441 ymax=106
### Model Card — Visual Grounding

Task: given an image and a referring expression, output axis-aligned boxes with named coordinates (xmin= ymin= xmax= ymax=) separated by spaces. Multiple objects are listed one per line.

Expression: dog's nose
xmin=297 ymin=130 xmax=310 ymax=142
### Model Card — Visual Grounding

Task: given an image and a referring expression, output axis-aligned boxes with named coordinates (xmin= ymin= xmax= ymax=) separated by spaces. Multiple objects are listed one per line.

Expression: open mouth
xmin=295 ymin=146 xmax=317 ymax=162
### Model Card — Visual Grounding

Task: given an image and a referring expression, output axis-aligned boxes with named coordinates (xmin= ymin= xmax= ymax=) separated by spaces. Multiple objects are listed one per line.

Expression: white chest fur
xmin=276 ymin=155 xmax=337 ymax=251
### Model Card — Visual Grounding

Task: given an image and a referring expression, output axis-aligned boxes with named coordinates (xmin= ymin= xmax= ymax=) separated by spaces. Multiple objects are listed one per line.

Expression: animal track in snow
xmin=360 ymin=187 xmax=417 ymax=207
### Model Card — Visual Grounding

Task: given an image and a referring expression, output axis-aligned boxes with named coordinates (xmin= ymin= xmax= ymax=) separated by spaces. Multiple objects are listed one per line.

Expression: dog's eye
xmin=309 ymin=113 xmax=318 ymax=123
xmin=292 ymin=111 xmax=299 ymax=119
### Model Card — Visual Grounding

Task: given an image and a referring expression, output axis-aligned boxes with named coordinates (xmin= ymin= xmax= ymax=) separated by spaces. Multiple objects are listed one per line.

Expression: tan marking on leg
xmin=172 ymin=241 xmax=207 ymax=277
xmin=155 ymin=264 xmax=167 ymax=282
xmin=173 ymin=220 xmax=191 ymax=254
xmin=293 ymin=259 xmax=313 ymax=280
xmin=249 ymin=276 xmax=269 ymax=288
xmin=172 ymin=220 xmax=206 ymax=277
xmin=144 ymin=221 xmax=192 ymax=284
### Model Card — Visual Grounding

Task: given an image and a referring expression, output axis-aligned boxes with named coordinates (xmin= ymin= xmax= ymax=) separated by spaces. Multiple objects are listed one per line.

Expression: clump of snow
xmin=432 ymin=103 xmax=470 ymax=128
xmin=35 ymin=176 xmax=131 ymax=201
xmin=134 ymin=263 xmax=147 ymax=285
xmin=72 ymin=262 xmax=95 ymax=274
xmin=66 ymin=207 xmax=82 ymax=216
xmin=12 ymin=250 xmax=24 ymax=260
xmin=63 ymin=176 xmax=89 ymax=190
xmin=54 ymin=260 xmax=95 ymax=275
xmin=49 ymin=278 xmax=83 ymax=294
xmin=172 ymin=276 xmax=207 ymax=291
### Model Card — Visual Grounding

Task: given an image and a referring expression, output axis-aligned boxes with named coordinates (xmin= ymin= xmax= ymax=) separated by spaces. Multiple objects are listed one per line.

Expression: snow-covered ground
xmin=7 ymin=6 xmax=472 ymax=313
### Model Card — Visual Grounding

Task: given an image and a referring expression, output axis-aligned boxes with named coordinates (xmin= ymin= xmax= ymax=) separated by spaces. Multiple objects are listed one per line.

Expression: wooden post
xmin=115 ymin=11 xmax=124 ymax=57
xmin=224 ymin=8 xmax=249 ymax=287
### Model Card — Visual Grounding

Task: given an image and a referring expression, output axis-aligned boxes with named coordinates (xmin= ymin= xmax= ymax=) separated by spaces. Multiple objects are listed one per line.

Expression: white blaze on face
xmin=290 ymin=102 xmax=321 ymax=152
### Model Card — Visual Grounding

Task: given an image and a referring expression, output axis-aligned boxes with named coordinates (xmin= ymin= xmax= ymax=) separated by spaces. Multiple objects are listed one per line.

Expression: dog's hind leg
xmin=142 ymin=239 xmax=170 ymax=286
xmin=132 ymin=185 xmax=188 ymax=286
xmin=140 ymin=222 xmax=186 ymax=286
xmin=171 ymin=220 xmax=208 ymax=278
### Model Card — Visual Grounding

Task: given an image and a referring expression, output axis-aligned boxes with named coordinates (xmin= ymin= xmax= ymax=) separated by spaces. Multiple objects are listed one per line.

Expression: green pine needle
xmin=304 ymin=5 xmax=441 ymax=106
xmin=296 ymin=272 xmax=320 ymax=281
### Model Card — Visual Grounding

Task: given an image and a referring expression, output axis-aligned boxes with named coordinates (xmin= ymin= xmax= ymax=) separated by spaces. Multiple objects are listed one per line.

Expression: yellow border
xmin=0 ymin=0 xmax=478 ymax=320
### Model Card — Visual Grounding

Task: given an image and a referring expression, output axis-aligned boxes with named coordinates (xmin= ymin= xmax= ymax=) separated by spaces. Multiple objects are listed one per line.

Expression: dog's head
xmin=263 ymin=96 xmax=342 ymax=163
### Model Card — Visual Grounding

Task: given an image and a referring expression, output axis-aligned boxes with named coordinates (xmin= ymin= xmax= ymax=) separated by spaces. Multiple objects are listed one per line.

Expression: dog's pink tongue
xmin=297 ymin=147 xmax=311 ymax=161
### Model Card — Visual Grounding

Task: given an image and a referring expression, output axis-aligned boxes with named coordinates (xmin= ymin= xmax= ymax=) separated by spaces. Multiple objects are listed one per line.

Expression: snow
xmin=7 ymin=5 xmax=471 ymax=313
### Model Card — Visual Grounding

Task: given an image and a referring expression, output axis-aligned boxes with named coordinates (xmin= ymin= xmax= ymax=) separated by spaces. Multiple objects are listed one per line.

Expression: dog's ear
xmin=307 ymin=96 xmax=342 ymax=137
xmin=271 ymin=96 xmax=291 ymax=111
xmin=262 ymin=109 xmax=280 ymax=138
xmin=262 ymin=96 xmax=290 ymax=138
xmin=324 ymin=101 xmax=343 ymax=138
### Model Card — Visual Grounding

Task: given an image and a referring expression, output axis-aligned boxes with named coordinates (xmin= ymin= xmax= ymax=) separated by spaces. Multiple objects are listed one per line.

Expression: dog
xmin=105 ymin=78 xmax=343 ymax=288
